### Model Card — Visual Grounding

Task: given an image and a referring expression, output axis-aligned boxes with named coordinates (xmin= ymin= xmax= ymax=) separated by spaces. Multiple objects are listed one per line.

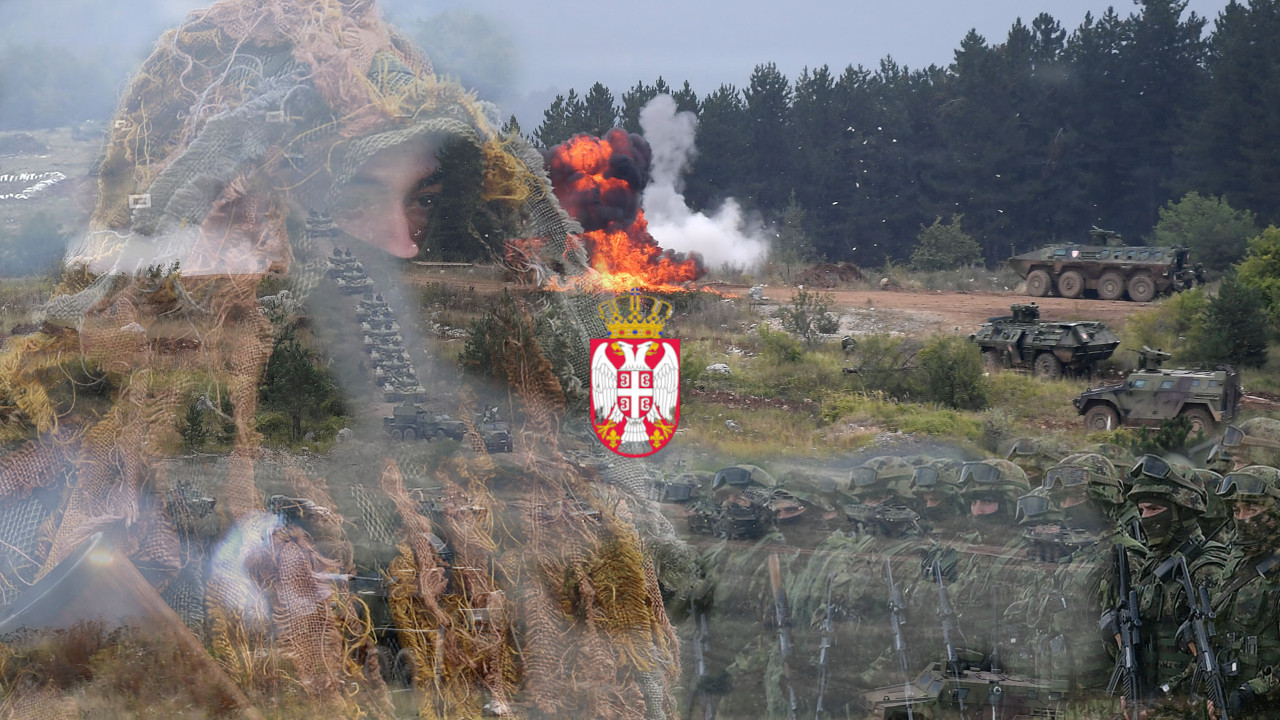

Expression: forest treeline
xmin=526 ymin=0 xmax=1280 ymax=268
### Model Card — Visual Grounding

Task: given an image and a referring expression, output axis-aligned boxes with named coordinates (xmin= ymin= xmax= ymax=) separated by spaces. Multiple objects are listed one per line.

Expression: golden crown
xmin=599 ymin=290 xmax=673 ymax=339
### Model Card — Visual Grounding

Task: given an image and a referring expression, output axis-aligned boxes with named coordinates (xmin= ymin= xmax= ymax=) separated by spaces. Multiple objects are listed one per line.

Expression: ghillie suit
xmin=0 ymin=1 xmax=686 ymax=718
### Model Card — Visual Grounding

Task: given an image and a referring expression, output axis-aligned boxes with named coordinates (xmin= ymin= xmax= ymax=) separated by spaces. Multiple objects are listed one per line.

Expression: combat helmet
xmin=1127 ymin=454 xmax=1207 ymax=512
xmin=1216 ymin=419 xmax=1280 ymax=469
xmin=959 ymin=458 xmax=1031 ymax=519
xmin=1005 ymin=436 xmax=1071 ymax=481
xmin=1216 ymin=465 xmax=1280 ymax=552
xmin=910 ymin=458 xmax=965 ymax=517
xmin=850 ymin=456 xmax=917 ymax=503
xmin=1043 ymin=452 xmax=1125 ymax=507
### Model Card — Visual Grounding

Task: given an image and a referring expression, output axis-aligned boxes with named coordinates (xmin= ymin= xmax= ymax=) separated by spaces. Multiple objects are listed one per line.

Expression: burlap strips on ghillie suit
xmin=0 ymin=0 xmax=686 ymax=717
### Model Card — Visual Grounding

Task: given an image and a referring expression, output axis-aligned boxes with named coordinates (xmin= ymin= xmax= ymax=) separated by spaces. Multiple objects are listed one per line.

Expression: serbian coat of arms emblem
xmin=590 ymin=291 xmax=680 ymax=457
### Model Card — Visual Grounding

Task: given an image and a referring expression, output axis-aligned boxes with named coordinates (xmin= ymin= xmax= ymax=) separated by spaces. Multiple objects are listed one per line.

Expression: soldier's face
xmin=334 ymin=140 xmax=442 ymax=258
xmin=970 ymin=498 xmax=1001 ymax=516
xmin=920 ymin=493 xmax=942 ymax=508
xmin=1234 ymin=501 xmax=1269 ymax=521
xmin=1138 ymin=500 xmax=1170 ymax=518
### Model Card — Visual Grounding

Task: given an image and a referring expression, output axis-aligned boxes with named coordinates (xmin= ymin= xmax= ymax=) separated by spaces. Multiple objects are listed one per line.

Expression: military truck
xmin=1072 ymin=348 xmax=1241 ymax=433
xmin=383 ymin=402 xmax=465 ymax=441
xmin=970 ymin=303 xmax=1119 ymax=378
xmin=1007 ymin=228 xmax=1201 ymax=302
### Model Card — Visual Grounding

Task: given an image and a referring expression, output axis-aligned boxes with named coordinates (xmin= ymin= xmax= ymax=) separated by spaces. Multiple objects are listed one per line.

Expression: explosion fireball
xmin=544 ymin=129 xmax=706 ymax=292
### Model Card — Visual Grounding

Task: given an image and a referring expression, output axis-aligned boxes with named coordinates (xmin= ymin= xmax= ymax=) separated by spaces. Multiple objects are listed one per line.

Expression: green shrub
xmin=776 ymin=288 xmax=839 ymax=346
xmin=841 ymin=334 xmax=922 ymax=400
xmin=910 ymin=215 xmax=983 ymax=271
xmin=916 ymin=335 xmax=987 ymax=410
xmin=1151 ymin=192 xmax=1258 ymax=272
xmin=759 ymin=325 xmax=803 ymax=363
xmin=1192 ymin=271 xmax=1269 ymax=368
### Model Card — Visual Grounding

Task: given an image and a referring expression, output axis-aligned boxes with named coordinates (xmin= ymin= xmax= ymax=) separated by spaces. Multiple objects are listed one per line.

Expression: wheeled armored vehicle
xmin=1007 ymin=228 xmax=1201 ymax=302
xmin=970 ymin=303 xmax=1119 ymax=378
xmin=1073 ymin=348 xmax=1240 ymax=433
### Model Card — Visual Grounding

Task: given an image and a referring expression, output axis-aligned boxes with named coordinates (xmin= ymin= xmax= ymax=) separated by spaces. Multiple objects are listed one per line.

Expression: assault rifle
xmin=931 ymin=560 xmax=965 ymax=680
xmin=1159 ymin=555 xmax=1229 ymax=720
xmin=768 ymin=553 xmax=799 ymax=720
xmin=689 ymin=595 xmax=714 ymax=720
xmin=815 ymin=572 xmax=835 ymax=719
xmin=1106 ymin=544 xmax=1143 ymax=720
xmin=887 ymin=560 xmax=915 ymax=720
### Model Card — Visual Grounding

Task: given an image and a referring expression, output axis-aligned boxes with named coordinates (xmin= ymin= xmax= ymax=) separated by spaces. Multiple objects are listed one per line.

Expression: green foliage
xmin=1192 ymin=271 xmax=1270 ymax=368
xmin=1120 ymin=415 xmax=1194 ymax=455
xmin=841 ymin=334 xmax=922 ymax=400
xmin=179 ymin=400 xmax=208 ymax=451
xmin=775 ymin=288 xmax=839 ymax=346
xmin=758 ymin=325 xmax=803 ymax=364
xmin=911 ymin=216 xmax=983 ymax=271
xmin=459 ymin=290 xmax=585 ymax=406
xmin=1116 ymin=287 xmax=1208 ymax=365
xmin=916 ymin=335 xmax=988 ymax=410
xmin=1237 ymin=226 xmax=1280 ymax=328
xmin=259 ymin=325 xmax=346 ymax=444
xmin=1151 ymin=192 xmax=1257 ymax=272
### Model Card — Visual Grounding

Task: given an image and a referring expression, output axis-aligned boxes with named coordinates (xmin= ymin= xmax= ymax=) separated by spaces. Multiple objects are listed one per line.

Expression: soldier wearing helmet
xmin=1005 ymin=436 xmax=1071 ymax=485
xmin=1202 ymin=465 xmax=1280 ymax=720
xmin=1211 ymin=419 xmax=1280 ymax=472
xmin=1115 ymin=454 xmax=1230 ymax=711
xmin=910 ymin=458 xmax=967 ymax=533
xmin=1014 ymin=452 xmax=1148 ymax=692
xmin=959 ymin=458 xmax=1031 ymax=543
xmin=844 ymin=456 xmax=923 ymax=538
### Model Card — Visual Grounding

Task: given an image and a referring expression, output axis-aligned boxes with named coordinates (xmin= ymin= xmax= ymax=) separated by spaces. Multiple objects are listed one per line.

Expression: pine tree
xmin=1196 ymin=271 xmax=1270 ymax=369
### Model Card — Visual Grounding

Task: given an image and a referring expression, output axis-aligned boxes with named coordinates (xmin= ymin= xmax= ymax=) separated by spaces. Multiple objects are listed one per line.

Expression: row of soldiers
xmin=689 ymin=417 xmax=1280 ymax=720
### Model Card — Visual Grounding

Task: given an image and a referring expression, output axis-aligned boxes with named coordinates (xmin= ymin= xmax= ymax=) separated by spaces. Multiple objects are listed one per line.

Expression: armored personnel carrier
xmin=970 ymin=303 xmax=1119 ymax=378
xmin=383 ymin=402 xmax=465 ymax=441
xmin=1073 ymin=348 xmax=1241 ymax=433
xmin=1007 ymin=228 xmax=1201 ymax=302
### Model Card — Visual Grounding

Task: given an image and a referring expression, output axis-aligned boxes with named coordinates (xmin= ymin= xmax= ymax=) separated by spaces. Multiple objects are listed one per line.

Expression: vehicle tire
xmin=403 ymin=428 xmax=416 ymax=441
xmin=1127 ymin=273 xmax=1156 ymax=303
xmin=1026 ymin=269 xmax=1051 ymax=297
xmin=1098 ymin=271 xmax=1126 ymax=301
xmin=390 ymin=429 xmax=403 ymax=441
xmin=1057 ymin=270 xmax=1085 ymax=299
xmin=1033 ymin=352 xmax=1063 ymax=380
xmin=1084 ymin=404 xmax=1120 ymax=432
xmin=983 ymin=350 xmax=1004 ymax=373
xmin=1180 ymin=407 xmax=1215 ymax=436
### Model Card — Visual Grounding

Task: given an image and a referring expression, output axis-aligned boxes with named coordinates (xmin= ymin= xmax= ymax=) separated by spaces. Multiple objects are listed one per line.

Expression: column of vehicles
xmin=966 ymin=301 xmax=1240 ymax=433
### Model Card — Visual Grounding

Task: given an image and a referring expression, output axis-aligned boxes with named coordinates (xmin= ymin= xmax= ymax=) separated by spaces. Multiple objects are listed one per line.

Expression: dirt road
xmin=407 ymin=265 xmax=1144 ymax=335
xmin=729 ymin=284 xmax=1144 ymax=334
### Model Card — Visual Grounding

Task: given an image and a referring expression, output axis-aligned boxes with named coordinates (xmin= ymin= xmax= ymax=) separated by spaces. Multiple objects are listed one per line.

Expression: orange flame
xmin=545 ymin=132 xmax=705 ymax=293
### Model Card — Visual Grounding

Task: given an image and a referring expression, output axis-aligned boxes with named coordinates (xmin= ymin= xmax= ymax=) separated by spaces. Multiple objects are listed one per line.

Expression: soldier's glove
xmin=1226 ymin=684 xmax=1255 ymax=716
xmin=1098 ymin=609 xmax=1119 ymax=640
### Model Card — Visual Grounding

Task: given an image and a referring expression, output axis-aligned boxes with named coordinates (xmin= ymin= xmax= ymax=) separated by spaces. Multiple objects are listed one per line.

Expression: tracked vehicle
xmin=1073 ymin=348 xmax=1241 ymax=433
xmin=1007 ymin=228 xmax=1201 ymax=302
xmin=970 ymin=303 xmax=1119 ymax=379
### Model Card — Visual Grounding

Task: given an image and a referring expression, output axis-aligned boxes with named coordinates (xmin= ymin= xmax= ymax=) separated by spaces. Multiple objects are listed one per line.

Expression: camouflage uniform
xmin=1214 ymin=419 xmax=1280 ymax=472
xmin=918 ymin=459 xmax=1037 ymax=676
xmin=1120 ymin=454 xmax=1231 ymax=711
xmin=1206 ymin=465 xmax=1280 ymax=720
xmin=1014 ymin=453 xmax=1148 ymax=695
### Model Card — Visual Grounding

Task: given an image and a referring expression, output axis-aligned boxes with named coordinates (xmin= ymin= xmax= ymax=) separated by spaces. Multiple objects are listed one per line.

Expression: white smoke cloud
xmin=639 ymin=95 xmax=769 ymax=271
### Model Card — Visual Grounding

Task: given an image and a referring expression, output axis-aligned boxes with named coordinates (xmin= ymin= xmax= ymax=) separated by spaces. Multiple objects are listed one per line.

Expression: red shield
xmin=590 ymin=338 xmax=680 ymax=457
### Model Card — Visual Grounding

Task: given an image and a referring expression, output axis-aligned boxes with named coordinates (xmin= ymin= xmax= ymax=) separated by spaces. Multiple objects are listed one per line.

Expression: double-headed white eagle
xmin=591 ymin=340 xmax=678 ymax=448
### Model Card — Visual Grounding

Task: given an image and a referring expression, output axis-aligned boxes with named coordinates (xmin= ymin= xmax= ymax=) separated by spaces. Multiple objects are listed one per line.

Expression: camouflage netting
xmin=0 ymin=1 xmax=690 ymax=718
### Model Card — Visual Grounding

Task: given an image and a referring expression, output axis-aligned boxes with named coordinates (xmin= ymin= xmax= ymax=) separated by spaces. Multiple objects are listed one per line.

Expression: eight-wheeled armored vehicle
xmin=1007 ymin=228 xmax=1201 ymax=301
xmin=970 ymin=303 xmax=1119 ymax=378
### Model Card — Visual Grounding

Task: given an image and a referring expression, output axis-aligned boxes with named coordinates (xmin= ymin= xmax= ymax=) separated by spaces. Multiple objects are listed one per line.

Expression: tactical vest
xmin=1214 ymin=554 xmax=1280 ymax=717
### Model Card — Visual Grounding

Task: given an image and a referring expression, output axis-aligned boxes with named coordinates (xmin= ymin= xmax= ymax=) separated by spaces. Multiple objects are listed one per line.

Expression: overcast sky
xmin=2 ymin=0 xmax=1234 ymax=126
